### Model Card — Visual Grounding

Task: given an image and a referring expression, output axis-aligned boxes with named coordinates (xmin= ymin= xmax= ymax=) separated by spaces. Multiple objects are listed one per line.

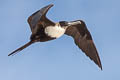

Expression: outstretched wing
xmin=65 ymin=20 xmax=102 ymax=70
xmin=27 ymin=4 xmax=55 ymax=33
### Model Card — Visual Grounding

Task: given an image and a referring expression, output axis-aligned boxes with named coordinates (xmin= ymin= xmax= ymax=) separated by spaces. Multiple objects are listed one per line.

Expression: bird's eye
xmin=59 ymin=21 xmax=68 ymax=26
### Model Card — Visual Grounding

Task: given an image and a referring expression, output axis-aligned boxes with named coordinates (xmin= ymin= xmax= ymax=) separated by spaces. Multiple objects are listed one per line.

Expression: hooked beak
xmin=67 ymin=21 xmax=81 ymax=26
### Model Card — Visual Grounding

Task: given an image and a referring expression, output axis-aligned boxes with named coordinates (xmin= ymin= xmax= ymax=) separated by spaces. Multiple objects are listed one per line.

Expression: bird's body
xmin=9 ymin=4 xmax=102 ymax=70
xmin=45 ymin=24 xmax=66 ymax=38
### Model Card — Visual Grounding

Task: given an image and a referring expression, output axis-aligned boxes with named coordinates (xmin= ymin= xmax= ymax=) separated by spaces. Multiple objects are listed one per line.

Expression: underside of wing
xmin=65 ymin=20 xmax=102 ymax=70
xmin=27 ymin=4 xmax=54 ymax=33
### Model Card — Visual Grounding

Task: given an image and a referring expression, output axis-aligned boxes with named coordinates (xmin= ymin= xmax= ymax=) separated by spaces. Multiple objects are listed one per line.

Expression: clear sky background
xmin=0 ymin=0 xmax=120 ymax=80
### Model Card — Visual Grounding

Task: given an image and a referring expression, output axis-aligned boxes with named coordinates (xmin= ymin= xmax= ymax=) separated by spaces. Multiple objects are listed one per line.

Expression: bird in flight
xmin=8 ymin=4 xmax=102 ymax=70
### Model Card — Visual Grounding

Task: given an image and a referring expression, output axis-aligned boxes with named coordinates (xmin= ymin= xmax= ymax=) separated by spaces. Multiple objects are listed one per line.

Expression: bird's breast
xmin=45 ymin=26 xmax=66 ymax=38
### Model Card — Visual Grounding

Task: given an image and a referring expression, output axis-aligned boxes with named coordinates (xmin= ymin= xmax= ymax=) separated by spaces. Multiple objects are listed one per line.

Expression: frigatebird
xmin=8 ymin=4 xmax=102 ymax=70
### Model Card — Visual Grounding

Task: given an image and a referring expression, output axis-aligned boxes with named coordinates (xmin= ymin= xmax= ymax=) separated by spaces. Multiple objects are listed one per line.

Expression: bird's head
xmin=59 ymin=21 xmax=69 ymax=29
xmin=59 ymin=20 xmax=82 ymax=28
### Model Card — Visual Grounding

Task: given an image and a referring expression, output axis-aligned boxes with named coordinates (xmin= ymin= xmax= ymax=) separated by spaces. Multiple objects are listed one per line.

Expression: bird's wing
xmin=27 ymin=4 xmax=55 ymax=33
xmin=65 ymin=20 xmax=102 ymax=70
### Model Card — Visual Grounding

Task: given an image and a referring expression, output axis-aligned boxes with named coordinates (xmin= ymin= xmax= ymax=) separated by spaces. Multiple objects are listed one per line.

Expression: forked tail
xmin=8 ymin=41 xmax=34 ymax=56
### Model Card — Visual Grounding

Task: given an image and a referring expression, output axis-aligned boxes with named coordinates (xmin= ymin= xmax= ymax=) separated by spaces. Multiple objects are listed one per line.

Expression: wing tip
xmin=98 ymin=61 xmax=103 ymax=70
xmin=46 ymin=4 xmax=54 ymax=8
xmin=49 ymin=4 xmax=54 ymax=6
xmin=48 ymin=4 xmax=54 ymax=6
xmin=97 ymin=63 xmax=102 ymax=70
xmin=95 ymin=54 xmax=102 ymax=70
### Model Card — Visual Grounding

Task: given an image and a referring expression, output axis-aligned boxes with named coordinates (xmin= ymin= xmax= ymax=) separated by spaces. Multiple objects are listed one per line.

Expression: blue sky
xmin=0 ymin=0 xmax=120 ymax=80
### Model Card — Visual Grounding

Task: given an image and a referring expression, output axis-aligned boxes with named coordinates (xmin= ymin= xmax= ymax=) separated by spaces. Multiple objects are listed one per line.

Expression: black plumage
xmin=8 ymin=4 xmax=102 ymax=70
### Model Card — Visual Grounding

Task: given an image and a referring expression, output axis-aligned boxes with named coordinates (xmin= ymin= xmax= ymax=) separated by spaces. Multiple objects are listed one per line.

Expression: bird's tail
xmin=8 ymin=41 xmax=34 ymax=56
